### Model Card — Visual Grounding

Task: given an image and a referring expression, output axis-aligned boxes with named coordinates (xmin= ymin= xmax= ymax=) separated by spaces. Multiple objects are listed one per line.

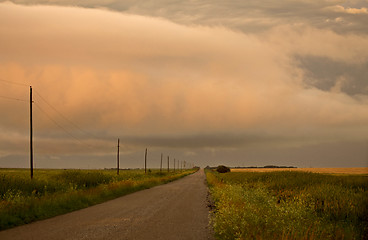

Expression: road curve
xmin=0 ymin=169 xmax=214 ymax=240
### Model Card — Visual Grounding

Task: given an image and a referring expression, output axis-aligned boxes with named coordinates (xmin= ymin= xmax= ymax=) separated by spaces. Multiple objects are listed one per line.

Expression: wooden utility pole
xmin=174 ymin=158 xmax=175 ymax=172
xmin=145 ymin=148 xmax=147 ymax=174
xmin=167 ymin=156 xmax=169 ymax=172
xmin=160 ymin=153 xmax=163 ymax=172
xmin=30 ymin=86 xmax=33 ymax=179
xmin=117 ymin=138 xmax=120 ymax=175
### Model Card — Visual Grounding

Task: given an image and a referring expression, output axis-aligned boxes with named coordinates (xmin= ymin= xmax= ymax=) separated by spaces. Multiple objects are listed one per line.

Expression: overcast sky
xmin=0 ymin=0 xmax=367 ymax=169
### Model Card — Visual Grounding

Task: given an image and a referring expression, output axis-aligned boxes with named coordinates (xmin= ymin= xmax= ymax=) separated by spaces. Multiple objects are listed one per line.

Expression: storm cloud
xmin=2 ymin=0 xmax=368 ymax=34
xmin=0 ymin=1 xmax=367 ymax=168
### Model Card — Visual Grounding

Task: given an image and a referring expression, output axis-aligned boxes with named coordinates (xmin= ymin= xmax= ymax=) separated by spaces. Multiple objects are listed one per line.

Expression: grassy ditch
xmin=206 ymin=170 xmax=368 ymax=240
xmin=0 ymin=168 xmax=196 ymax=230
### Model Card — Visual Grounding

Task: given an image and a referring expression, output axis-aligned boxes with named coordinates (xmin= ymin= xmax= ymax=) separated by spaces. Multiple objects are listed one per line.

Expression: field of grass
xmin=231 ymin=167 xmax=368 ymax=175
xmin=0 ymin=168 xmax=196 ymax=230
xmin=206 ymin=170 xmax=368 ymax=239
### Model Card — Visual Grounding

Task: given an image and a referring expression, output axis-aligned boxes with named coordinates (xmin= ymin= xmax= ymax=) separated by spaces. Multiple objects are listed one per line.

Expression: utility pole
xmin=117 ymin=138 xmax=120 ymax=175
xmin=167 ymin=156 xmax=169 ymax=172
xmin=145 ymin=148 xmax=147 ymax=174
xmin=30 ymin=86 xmax=33 ymax=179
xmin=174 ymin=158 xmax=175 ymax=172
xmin=160 ymin=153 xmax=163 ymax=172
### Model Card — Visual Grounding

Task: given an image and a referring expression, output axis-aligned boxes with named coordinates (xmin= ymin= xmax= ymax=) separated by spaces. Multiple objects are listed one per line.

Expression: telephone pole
xmin=30 ymin=86 xmax=33 ymax=179
xmin=167 ymin=156 xmax=169 ymax=172
xmin=160 ymin=153 xmax=163 ymax=172
xmin=145 ymin=148 xmax=147 ymax=174
xmin=117 ymin=138 xmax=120 ymax=175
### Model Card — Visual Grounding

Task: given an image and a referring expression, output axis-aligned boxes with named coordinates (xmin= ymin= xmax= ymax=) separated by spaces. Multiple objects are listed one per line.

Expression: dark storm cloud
xmin=120 ymin=133 xmax=267 ymax=149
xmin=2 ymin=0 xmax=367 ymax=34
xmin=298 ymin=56 xmax=368 ymax=96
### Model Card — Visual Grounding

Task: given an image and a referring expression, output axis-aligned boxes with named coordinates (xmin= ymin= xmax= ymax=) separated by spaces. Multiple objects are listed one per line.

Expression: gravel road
xmin=0 ymin=169 xmax=214 ymax=240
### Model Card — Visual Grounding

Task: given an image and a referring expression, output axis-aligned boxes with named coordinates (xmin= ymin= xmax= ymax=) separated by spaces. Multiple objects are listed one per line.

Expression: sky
xmin=0 ymin=0 xmax=367 ymax=169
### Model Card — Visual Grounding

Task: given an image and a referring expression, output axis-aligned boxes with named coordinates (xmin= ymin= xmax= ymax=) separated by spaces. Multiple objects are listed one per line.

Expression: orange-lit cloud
xmin=327 ymin=5 xmax=368 ymax=14
xmin=0 ymin=2 xmax=367 ymax=168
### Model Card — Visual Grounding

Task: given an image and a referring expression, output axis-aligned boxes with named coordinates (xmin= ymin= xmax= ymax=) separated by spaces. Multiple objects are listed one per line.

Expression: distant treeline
xmin=237 ymin=165 xmax=297 ymax=169
xmin=205 ymin=165 xmax=297 ymax=169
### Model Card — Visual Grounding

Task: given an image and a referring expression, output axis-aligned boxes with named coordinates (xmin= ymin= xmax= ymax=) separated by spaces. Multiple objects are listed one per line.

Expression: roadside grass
xmin=206 ymin=170 xmax=368 ymax=240
xmin=0 ymin=168 xmax=196 ymax=230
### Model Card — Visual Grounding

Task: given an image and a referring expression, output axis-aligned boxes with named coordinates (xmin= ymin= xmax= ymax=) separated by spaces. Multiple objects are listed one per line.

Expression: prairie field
xmin=206 ymin=170 xmax=368 ymax=239
xmin=231 ymin=167 xmax=368 ymax=175
xmin=0 ymin=168 xmax=196 ymax=230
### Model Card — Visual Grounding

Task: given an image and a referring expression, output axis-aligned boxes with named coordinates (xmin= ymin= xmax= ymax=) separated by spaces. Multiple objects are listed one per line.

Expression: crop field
xmin=206 ymin=170 xmax=368 ymax=239
xmin=0 ymin=168 xmax=196 ymax=230
xmin=231 ymin=167 xmax=368 ymax=175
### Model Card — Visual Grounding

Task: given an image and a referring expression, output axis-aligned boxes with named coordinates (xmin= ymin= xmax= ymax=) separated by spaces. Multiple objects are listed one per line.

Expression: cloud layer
xmin=0 ymin=1 xmax=367 ymax=168
xmin=2 ymin=0 xmax=368 ymax=34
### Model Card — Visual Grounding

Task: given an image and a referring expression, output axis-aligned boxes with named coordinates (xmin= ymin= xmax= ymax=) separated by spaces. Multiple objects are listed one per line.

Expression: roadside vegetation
xmin=0 ymin=168 xmax=196 ymax=230
xmin=206 ymin=170 xmax=368 ymax=239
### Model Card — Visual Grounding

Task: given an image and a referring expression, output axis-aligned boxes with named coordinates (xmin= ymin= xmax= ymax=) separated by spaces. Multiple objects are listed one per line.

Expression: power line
xmin=0 ymin=95 xmax=28 ymax=102
xmin=33 ymin=89 xmax=113 ymax=151
xmin=0 ymin=78 xmax=29 ymax=87
xmin=33 ymin=90 xmax=98 ymax=139
xmin=0 ymin=82 xmax=110 ymax=152
xmin=34 ymin=104 xmax=93 ymax=148
xmin=0 ymin=78 xmax=29 ymax=102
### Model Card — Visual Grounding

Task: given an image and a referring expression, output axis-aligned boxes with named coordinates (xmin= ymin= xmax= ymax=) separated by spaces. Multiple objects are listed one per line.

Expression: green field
xmin=206 ymin=170 xmax=368 ymax=240
xmin=0 ymin=168 xmax=196 ymax=230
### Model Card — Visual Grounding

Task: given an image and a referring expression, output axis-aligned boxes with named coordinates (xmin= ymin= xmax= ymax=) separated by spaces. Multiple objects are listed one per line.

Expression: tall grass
xmin=0 ymin=168 xmax=196 ymax=230
xmin=206 ymin=170 xmax=368 ymax=240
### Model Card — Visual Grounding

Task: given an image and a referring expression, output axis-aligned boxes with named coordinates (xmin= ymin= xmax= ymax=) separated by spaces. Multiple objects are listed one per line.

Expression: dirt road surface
xmin=0 ymin=169 xmax=214 ymax=240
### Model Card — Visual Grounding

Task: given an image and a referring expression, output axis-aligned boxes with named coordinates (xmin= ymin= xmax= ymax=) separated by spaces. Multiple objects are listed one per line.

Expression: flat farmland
xmin=207 ymin=169 xmax=368 ymax=239
xmin=231 ymin=167 xmax=368 ymax=174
